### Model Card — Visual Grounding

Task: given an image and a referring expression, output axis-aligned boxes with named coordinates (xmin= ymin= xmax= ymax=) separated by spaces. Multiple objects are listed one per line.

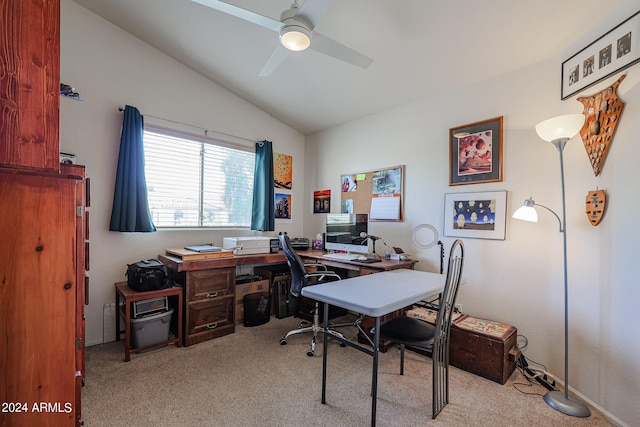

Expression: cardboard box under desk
xmin=235 ymin=280 xmax=270 ymax=325
xmin=407 ymin=308 xmax=518 ymax=384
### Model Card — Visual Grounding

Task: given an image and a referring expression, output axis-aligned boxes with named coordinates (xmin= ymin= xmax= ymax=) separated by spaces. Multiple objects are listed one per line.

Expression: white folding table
xmin=302 ymin=268 xmax=444 ymax=427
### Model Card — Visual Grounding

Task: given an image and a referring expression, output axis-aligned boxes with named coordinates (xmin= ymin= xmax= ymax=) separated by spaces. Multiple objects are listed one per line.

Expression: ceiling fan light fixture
xmin=279 ymin=24 xmax=311 ymax=51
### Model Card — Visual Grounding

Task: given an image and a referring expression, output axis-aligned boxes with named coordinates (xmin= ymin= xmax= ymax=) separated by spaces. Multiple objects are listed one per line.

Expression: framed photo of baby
xmin=449 ymin=116 xmax=503 ymax=186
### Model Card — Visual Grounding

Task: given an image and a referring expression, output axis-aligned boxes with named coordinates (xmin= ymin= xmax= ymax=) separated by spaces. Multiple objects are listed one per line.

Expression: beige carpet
xmin=82 ymin=315 xmax=613 ymax=426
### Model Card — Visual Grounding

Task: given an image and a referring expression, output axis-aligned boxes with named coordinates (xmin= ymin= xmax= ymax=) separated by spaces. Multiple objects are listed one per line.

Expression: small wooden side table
xmin=115 ymin=281 xmax=183 ymax=361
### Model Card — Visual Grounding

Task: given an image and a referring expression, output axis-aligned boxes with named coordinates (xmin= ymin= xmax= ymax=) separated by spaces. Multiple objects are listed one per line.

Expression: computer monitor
xmin=325 ymin=213 xmax=369 ymax=255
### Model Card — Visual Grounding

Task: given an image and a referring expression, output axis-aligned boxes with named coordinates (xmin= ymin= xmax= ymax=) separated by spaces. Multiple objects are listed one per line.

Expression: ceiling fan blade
xmin=310 ymin=32 xmax=373 ymax=69
xmin=259 ymin=45 xmax=290 ymax=77
xmin=296 ymin=0 xmax=333 ymax=30
xmin=190 ymin=0 xmax=282 ymax=32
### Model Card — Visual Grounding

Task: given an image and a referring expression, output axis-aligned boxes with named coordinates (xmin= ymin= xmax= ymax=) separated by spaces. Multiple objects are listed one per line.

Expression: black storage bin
xmin=254 ymin=264 xmax=295 ymax=319
xmin=243 ymin=292 xmax=271 ymax=327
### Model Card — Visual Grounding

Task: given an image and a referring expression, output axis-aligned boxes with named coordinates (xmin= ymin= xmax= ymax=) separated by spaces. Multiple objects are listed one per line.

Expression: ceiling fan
xmin=191 ymin=0 xmax=373 ymax=76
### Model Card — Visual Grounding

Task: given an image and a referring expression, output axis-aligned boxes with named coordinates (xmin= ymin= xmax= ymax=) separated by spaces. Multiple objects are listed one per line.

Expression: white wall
xmin=60 ymin=0 xmax=305 ymax=347
xmin=304 ymin=26 xmax=640 ymax=427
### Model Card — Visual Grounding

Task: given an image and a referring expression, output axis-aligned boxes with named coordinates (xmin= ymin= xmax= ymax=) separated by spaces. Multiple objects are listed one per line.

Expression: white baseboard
xmin=548 ymin=375 xmax=629 ymax=427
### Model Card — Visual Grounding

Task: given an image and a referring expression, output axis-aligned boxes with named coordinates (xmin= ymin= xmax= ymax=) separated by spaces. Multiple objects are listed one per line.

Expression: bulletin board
xmin=340 ymin=165 xmax=404 ymax=221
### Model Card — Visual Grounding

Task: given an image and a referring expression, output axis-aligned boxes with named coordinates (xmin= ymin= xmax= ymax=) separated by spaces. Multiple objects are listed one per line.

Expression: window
xmin=143 ymin=126 xmax=254 ymax=228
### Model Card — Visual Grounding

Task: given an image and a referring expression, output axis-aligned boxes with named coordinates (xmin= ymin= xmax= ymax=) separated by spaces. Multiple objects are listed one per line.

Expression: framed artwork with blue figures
xmin=444 ymin=190 xmax=507 ymax=240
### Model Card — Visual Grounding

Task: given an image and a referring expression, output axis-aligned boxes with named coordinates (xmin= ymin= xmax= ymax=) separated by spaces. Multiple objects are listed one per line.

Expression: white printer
xmin=223 ymin=236 xmax=273 ymax=255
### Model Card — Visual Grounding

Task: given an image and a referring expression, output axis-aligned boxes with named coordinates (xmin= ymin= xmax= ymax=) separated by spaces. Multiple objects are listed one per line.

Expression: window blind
xmin=143 ymin=127 xmax=255 ymax=228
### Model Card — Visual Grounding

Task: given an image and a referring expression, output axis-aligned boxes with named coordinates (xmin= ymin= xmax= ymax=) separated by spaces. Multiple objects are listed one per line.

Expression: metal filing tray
xmin=132 ymin=296 xmax=169 ymax=318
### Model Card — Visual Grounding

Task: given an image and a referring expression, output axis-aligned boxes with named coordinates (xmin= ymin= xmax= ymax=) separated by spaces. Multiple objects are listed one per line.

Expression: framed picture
xmin=443 ymin=190 xmax=507 ymax=240
xmin=275 ymin=193 xmax=291 ymax=220
xmin=274 ymin=152 xmax=293 ymax=189
xmin=449 ymin=117 xmax=503 ymax=186
xmin=313 ymin=189 xmax=330 ymax=213
xmin=561 ymin=10 xmax=640 ymax=100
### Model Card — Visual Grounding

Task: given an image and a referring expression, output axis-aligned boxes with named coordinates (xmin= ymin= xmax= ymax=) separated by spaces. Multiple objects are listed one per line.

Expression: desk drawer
xmin=186 ymin=268 xmax=235 ymax=301
xmin=186 ymin=297 xmax=234 ymax=344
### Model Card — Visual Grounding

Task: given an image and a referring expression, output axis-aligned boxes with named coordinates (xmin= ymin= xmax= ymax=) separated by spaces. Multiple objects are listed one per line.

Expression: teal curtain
xmin=251 ymin=140 xmax=275 ymax=231
xmin=109 ymin=105 xmax=156 ymax=232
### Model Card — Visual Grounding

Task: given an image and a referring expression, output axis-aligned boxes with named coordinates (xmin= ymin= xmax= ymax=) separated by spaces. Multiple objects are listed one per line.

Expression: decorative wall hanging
xmin=585 ymin=189 xmax=607 ymax=226
xmin=561 ymin=10 xmax=640 ymax=99
xmin=313 ymin=189 xmax=330 ymax=213
xmin=449 ymin=117 xmax=503 ymax=186
xmin=443 ymin=190 xmax=507 ymax=240
xmin=274 ymin=152 xmax=292 ymax=189
xmin=577 ymin=74 xmax=625 ymax=176
xmin=275 ymin=193 xmax=291 ymax=219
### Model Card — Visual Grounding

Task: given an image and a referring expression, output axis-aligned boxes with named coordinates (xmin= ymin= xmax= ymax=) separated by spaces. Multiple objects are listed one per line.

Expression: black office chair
xmin=376 ymin=239 xmax=464 ymax=419
xmin=279 ymin=233 xmax=351 ymax=356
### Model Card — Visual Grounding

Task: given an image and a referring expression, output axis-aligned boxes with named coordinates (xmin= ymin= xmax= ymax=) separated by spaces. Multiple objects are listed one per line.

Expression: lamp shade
xmin=280 ymin=24 xmax=311 ymax=51
xmin=512 ymin=198 xmax=538 ymax=222
xmin=535 ymin=114 xmax=585 ymax=143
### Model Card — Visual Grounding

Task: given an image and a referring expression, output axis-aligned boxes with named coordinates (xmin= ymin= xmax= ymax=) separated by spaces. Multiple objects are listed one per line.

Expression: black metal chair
xmin=377 ymin=239 xmax=464 ymax=419
xmin=279 ymin=233 xmax=352 ymax=356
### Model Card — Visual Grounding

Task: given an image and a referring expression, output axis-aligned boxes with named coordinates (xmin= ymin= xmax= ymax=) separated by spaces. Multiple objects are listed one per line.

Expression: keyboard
xmin=322 ymin=252 xmax=366 ymax=261
xmin=357 ymin=258 xmax=382 ymax=264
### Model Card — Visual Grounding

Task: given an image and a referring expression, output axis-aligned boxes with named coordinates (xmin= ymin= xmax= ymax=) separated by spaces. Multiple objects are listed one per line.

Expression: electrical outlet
xmin=454 ymin=304 xmax=462 ymax=313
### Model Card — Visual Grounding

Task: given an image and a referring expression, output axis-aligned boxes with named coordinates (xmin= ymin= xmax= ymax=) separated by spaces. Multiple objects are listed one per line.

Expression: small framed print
xmin=313 ymin=189 xmax=330 ymax=213
xmin=443 ymin=190 xmax=507 ymax=240
xmin=561 ymin=10 xmax=640 ymax=100
xmin=275 ymin=193 xmax=291 ymax=220
xmin=449 ymin=117 xmax=503 ymax=186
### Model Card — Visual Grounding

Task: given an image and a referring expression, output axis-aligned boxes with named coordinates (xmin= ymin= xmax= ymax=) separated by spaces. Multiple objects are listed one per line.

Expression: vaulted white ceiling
xmin=72 ymin=0 xmax=627 ymax=135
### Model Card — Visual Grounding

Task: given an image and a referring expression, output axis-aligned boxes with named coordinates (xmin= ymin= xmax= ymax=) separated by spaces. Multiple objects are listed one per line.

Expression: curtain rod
xmin=118 ymin=106 xmax=260 ymax=145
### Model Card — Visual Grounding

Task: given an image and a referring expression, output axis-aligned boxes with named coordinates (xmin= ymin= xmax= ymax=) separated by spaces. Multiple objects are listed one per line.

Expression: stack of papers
xmin=165 ymin=246 xmax=234 ymax=261
xmin=184 ymin=245 xmax=222 ymax=253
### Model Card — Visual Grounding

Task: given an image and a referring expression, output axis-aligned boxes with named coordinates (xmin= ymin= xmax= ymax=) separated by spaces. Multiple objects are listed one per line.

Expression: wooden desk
xmin=159 ymin=249 xmax=417 ymax=273
xmin=115 ymin=282 xmax=183 ymax=361
xmin=301 ymin=251 xmax=417 ymax=275
xmin=302 ymin=269 xmax=444 ymax=427
xmin=158 ymin=250 xmax=418 ymax=346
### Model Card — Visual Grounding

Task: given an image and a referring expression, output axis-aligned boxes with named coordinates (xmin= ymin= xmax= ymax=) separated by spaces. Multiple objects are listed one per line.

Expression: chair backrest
xmin=433 ymin=239 xmax=464 ymax=346
xmin=432 ymin=239 xmax=464 ymax=418
xmin=279 ymin=233 xmax=307 ymax=297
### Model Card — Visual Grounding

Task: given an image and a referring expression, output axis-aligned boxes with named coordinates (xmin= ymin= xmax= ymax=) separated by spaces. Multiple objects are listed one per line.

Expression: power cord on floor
xmin=512 ymin=334 xmax=558 ymax=396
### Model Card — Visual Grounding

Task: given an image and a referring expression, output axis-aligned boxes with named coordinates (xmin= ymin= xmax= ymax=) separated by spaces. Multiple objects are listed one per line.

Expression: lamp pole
xmin=543 ymin=138 xmax=590 ymax=417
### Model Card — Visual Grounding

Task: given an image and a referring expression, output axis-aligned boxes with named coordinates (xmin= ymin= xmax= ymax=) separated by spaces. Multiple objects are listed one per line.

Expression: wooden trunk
xmin=449 ymin=316 xmax=518 ymax=385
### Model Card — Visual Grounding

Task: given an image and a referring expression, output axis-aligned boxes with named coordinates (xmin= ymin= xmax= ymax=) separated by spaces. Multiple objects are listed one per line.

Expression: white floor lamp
xmin=512 ymin=114 xmax=591 ymax=418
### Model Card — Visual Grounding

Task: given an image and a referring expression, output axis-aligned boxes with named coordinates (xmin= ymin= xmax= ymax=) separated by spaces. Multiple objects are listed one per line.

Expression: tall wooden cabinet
xmin=0 ymin=1 xmax=87 ymax=426
xmin=0 ymin=168 xmax=88 ymax=427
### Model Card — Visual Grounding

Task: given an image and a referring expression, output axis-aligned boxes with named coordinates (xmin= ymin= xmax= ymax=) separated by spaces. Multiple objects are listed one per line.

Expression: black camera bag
xmin=126 ymin=259 xmax=170 ymax=292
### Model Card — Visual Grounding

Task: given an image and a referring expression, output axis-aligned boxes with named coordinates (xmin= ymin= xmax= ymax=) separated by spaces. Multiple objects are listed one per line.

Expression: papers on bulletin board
xmin=370 ymin=195 xmax=400 ymax=220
